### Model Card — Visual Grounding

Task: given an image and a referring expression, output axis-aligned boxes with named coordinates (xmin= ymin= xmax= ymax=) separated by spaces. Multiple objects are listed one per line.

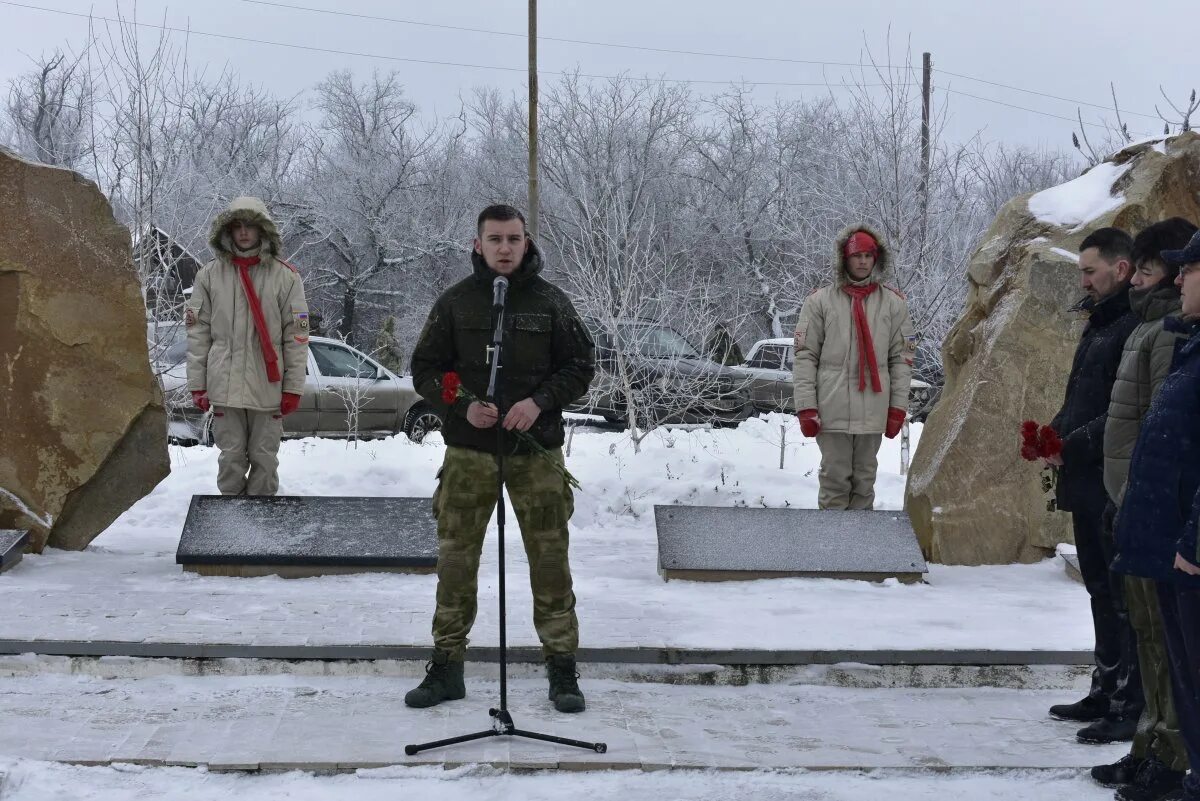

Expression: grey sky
xmin=0 ymin=0 xmax=1196 ymax=153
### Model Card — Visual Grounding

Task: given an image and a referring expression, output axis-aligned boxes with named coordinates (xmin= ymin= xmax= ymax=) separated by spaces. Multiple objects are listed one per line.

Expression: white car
xmin=731 ymin=337 xmax=941 ymax=421
xmin=150 ymin=327 xmax=441 ymax=444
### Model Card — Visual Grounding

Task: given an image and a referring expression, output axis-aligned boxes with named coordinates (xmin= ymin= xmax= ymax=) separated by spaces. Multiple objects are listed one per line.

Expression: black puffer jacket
xmin=1051 ymin=286 xmax=1139 ymax=512
xmin=410 ymin=242 xmax=595 ymax=455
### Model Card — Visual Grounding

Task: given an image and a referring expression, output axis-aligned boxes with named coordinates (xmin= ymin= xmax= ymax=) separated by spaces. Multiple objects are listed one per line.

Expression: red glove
xmin=885 ymin=407 xmax=906 ymax=439
xmin=797 ymin=409 xmax=821 ymax=438
xmin=280 ymin=392 xmax=302 ymax=416
xmin=191 ymin=390 xmax=210 ymax=412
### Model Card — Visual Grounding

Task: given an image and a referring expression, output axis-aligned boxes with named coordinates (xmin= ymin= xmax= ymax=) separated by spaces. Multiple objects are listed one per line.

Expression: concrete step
xmin=0 ymin=672 xmax=1122 ymax=772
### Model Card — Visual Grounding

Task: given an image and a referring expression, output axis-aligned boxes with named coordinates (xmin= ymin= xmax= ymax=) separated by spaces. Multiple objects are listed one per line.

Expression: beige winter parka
xmin=792 ymin=224 xmax=915 ymax=434
xmin=186 ymin=197 xmax=309 ymax=412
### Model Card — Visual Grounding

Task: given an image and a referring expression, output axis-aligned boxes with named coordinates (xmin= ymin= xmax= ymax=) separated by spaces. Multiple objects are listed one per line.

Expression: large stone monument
xmin=0 ymin=148 xmax=169 ymax=552
xmin=906 ymin=132 xmax=1200 ymax=565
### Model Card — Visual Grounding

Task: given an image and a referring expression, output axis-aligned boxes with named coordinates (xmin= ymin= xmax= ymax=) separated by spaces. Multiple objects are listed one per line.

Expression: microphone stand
xmin=405 ymin=274 xmax=606 ymax=757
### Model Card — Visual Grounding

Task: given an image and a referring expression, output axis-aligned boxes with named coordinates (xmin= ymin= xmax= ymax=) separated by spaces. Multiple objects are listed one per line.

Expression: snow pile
xmin=1027 ymin=161 xmax=1131 ymax=230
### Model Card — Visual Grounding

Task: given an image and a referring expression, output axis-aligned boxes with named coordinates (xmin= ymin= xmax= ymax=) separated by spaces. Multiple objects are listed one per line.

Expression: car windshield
xmin=149 ymin=327 xmax=188 ymax=368
xmin=615 ymin=324 xmax=700 ymax=359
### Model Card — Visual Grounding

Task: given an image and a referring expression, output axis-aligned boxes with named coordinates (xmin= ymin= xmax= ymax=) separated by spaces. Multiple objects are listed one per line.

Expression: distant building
xmin=134 ymin=227 xmax=203 ymax=320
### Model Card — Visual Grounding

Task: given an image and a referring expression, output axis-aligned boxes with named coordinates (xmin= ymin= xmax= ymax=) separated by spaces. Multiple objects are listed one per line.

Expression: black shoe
xmin=404 ymin=650 xmax=466 ymax=708
xmin=546 ymin=654 xmax=586 ymax=713
xmin=1115 ymin=757 xmax=1186 ymax=801
xmin=1077 ymin=714 xmax=1137 ymax=744
xmin=1091 ymin=753 xmax=1147 ymax=788
xmin=1049 ymin=695 xmax=1109 ymax=722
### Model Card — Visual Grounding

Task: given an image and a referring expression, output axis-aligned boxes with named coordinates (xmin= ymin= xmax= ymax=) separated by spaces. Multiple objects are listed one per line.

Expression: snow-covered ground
xmin=0 ymin=760 xmax=1119 ymax=801
xmin=0 ymin=415 xmax=1092 ymax=652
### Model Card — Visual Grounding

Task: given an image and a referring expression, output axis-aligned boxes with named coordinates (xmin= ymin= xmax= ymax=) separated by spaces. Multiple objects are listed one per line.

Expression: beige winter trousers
xmin=211 ymin=406 xmax=284 ymax=496
xmin=815 ymin=432 xmax=883 ymax=510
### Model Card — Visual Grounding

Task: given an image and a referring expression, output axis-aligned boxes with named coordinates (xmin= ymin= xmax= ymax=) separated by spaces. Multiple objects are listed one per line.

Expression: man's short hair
xmin=1079 ymin=227 xmax=1134 ymax=264
xmin=477 ymin=204 xmax=527 ymax=236
xmin=1132 ymin=217 xmax=1199 ymax=280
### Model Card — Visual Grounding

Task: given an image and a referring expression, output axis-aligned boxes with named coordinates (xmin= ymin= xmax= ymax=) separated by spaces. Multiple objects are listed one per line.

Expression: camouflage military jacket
xmin=410 ymin=242 xmax=595 ymax=455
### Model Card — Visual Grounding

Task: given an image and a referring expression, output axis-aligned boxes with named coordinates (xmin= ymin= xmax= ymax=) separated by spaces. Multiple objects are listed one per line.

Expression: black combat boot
xmin=1049 ymin=695 xmax=1108 ymax=722
xmin=1116 ymin=757 xmax=1186 ymax=801
xmin=1077 ymin=713 xmax=1138 ymax=744
xmin=404 ymin=650 xmax=466 ymax=708
xmin=546 ymin=654 xmax=586 ymax=713
xmin=1092 ymin=753 xmax=1147 ymax=787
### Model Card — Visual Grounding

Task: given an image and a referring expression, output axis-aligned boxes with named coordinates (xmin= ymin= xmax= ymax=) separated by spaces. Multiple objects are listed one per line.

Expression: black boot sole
xmin=1077 ymin=732 xmax=1135 ymax=745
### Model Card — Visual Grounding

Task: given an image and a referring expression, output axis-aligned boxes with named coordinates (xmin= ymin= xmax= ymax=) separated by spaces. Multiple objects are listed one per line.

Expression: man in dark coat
xmin=1112 ymin=227 xmax=1200 ymax=801
xmin=404 ymin=204 xmax=596 ymax=713
xmin=1047 ymin=227 xmax=1143 ymax=743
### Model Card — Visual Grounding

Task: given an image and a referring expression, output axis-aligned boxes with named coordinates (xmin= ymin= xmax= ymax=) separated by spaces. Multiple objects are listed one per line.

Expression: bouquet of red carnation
xmin=440 ymin=371 xmax=581 ymax=490
xmin=1019 ymin=420 xmax=1063 ymax=462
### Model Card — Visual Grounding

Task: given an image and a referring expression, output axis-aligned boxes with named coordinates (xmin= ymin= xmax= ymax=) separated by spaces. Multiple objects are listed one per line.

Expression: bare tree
xmin=5 ymin=48 xmax=95 ymax=169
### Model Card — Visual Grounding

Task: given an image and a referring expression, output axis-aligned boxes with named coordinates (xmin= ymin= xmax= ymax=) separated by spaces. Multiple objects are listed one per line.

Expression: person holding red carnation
xmin=791 ymin=224 xmax=916 ymax=510
xmin=1045 ymin=227 xmax=1143 ymax=747
xmin=406 ymin=204 xmax=595 ymax=714
xmin=186 ymin=197 xmax=309 ymax=496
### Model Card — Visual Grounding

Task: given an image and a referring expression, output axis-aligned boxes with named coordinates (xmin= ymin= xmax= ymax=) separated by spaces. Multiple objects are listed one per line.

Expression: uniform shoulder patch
xmin=279 ymin=259 xmax=300 ymax=274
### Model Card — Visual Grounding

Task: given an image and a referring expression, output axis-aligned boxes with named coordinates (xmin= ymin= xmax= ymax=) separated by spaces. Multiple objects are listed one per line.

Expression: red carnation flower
xmin=1020 ymin=443 xmax=1041 ymax=462
xmin=441 ymin=372 xmax=462 ymax=405
xmin=1039 ymin=426 xmax=1063 ymax=459
xmin=1021 ymin=420 xmax=1039 ymax=438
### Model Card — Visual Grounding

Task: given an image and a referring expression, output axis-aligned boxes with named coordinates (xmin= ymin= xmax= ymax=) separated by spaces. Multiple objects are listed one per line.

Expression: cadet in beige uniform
xmin=186 ymin=197 xmax=309 ymax=496
xmin=792 ymin=225 xmax=915 ymax=510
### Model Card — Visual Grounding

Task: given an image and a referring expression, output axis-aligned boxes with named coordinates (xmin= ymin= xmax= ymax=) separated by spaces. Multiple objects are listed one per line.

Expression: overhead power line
xmin=245 ymin=0 xmax=1163 ymax=121
xmin=0 ymin=1 xmax=891 ymax=89
xmin=0 ymin=0 xmax=1166 ymax=136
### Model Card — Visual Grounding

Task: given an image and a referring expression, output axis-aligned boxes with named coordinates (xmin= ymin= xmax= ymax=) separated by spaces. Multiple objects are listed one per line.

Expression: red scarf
xmin=841 ymin=283 xmax=883 ymax=393
xmin=233 ymin=255 xmax=282 ymax=384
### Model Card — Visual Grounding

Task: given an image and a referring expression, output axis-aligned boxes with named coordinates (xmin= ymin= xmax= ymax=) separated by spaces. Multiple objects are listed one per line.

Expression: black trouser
xmin=1156 ymin=582 xmax=1200 ymax=799
xmin=1073 ymin=500 xmax=1144 ymax=717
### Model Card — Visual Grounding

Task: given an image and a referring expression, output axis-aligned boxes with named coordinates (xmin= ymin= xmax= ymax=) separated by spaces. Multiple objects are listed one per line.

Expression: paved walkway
xmin=0 ymin=546 xmax=1091 ymax=655
xmin=0 ymin=672 xmax=1123 ymax=772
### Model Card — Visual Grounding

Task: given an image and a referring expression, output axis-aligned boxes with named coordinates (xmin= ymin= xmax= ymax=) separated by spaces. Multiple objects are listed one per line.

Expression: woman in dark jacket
xmin=1112 ymin=229 xmax=1200 ymax=801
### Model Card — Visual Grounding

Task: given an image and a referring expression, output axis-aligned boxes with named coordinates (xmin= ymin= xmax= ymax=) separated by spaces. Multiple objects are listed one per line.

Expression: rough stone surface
xmin=654 ymin=505 xmax=926 ymax=581
xmin=176 ymin=495 xmax=438 ymax=575
xmin=906 ymin=132 xmax=1200 ymax=565
xmin=0 ymin=148 xmax=168 ymax=551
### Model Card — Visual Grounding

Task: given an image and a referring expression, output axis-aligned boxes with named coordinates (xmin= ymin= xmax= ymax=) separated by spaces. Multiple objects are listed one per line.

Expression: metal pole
xmin=916 ymin=52 xmax=932 ymax=275
xmin=527 ymin=0 xmax=539 ymax=238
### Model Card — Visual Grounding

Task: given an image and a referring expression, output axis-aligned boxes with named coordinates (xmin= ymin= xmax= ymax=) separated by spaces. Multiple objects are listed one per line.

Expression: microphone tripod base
xmin=404 ymin=707 xmax=608 ymax=756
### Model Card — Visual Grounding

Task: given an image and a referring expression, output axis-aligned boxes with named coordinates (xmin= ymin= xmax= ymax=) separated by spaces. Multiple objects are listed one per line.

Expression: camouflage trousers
xmin=815 ymin=432 xmax=883 ymax=510
xmin=431 ymin=445 xmax=579 ymax=660
xmin=1127 ymin=575 xmax=1188 ymax=770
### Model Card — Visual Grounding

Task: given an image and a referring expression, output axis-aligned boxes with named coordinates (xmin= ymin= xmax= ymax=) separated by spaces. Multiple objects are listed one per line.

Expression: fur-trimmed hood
xmin=831 ymin=223 xmax=890 ymax=287
xmin=208 ymin=196 xmax=282 ymax=258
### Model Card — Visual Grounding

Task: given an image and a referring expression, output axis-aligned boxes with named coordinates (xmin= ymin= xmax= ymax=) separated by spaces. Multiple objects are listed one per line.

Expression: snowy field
xmin=0 ymin=760 xmax=1118 ymax=801
xmin=0 ymin=415 xmax=1094 ymax=652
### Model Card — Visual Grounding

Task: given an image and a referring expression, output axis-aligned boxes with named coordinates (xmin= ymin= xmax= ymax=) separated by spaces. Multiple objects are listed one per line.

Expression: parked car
xmin=152 ymin=330 xmax=441 ymax=444
xmin=569 ymin=318 xmax=752 ymax=428
xmin=732 ymin=337 xmax=944 ymax=422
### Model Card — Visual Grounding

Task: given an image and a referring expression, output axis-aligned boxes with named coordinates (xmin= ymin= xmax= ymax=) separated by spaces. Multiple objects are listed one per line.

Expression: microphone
xmin=492 ymin=275 xmax=509 ymax=309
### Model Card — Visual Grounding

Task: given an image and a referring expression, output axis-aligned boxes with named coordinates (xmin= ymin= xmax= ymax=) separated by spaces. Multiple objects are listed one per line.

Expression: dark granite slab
xmin=0 ymin=530 xmax=28 ymax=574
xmin=176 ymin=496 xmax=437 ymax=572
xmin=654 ymin=506 xmax=927 ymax=582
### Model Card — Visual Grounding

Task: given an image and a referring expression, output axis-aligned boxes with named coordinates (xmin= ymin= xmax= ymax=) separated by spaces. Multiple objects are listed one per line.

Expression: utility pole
xmin=527 ymin=0 xmax=539 ymax=239
xmin=916 ymin=51 xmax=932 ymax=275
